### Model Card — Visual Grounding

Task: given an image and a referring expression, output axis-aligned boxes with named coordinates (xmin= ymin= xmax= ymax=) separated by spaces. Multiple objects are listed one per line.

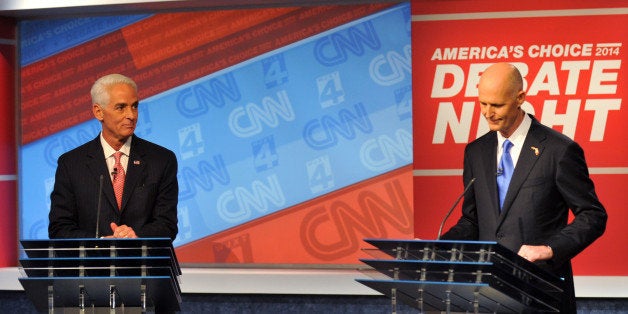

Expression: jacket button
xmin=497 ymin=233 xmax=504 ymax=239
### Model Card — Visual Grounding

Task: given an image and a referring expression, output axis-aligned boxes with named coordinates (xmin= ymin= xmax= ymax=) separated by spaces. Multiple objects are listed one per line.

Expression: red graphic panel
xmin=411 ymin=0 xmax=622 ymax=15
xmin=411 ymin=1 xmax=626 ymax=277
xmin=176 ymin=166 xmax=414 ymax=265
xmin=0 ymin=43 xmax=15 ymax=174
xmin=0 ymin=181 xmax=17 ymax=267
xmin=412 ymin=14 xmax=626 ymax=170
xmin=569 ymin=175 xmax=628 ymax=276
xmin=0 ymin=35 xmax=17 ymax=267
xmin=121 ymin=9 xmax=298 ymax=68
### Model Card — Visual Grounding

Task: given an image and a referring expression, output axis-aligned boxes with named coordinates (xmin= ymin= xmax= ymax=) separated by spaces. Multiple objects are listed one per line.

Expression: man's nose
xmin=124 ymin=107 xmax=137 ymax=119
xmin=483 ymin=106 xmax=494 ymax=117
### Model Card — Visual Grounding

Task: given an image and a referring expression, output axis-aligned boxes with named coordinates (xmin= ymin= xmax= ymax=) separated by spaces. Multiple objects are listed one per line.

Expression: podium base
xmin=43 ymin=307 xmax=157 ymax=314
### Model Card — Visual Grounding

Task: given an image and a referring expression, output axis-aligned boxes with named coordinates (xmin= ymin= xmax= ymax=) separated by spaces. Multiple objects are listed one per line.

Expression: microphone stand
xmin=95 ymin=174 xmax=104 ymax=238
xmin=436 ymin=178 xmax=475 ymax=240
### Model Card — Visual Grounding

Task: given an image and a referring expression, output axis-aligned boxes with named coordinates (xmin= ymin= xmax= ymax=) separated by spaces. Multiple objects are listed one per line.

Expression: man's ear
xmin=93 ymin=104 xmax=104 ymax=121
xmin=516 ymin=90 xmax=526 ymax=106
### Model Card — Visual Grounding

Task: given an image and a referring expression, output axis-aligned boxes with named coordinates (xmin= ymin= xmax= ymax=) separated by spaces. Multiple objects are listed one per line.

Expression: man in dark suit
xmin=440 ymin=63 xmax=607 ymax=313
xmin=49 ymin=74 xmax=178 ymax=240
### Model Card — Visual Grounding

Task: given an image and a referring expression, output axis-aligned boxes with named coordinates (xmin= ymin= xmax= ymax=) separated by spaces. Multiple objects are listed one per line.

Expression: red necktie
xmin=113 ymin=151 xmax=126 ymax=209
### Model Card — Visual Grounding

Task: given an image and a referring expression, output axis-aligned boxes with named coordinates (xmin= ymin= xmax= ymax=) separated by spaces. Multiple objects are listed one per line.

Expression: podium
xmin=357 ymin=239 xmax=565 ymax=313
xmin=18 ymin=238 xmax=181 ymax=313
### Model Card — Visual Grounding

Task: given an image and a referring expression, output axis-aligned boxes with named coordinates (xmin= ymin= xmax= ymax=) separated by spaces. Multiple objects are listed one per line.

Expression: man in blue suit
xmin=440 ymin=62 xmax=607 ymax=313
xmin=49 ymin=74 xmax=178 ymax=240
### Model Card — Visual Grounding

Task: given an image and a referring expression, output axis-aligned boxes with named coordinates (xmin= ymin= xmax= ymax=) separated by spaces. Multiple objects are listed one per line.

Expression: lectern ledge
xmin=18 ymin=238 xmax=181 ymax=313
xmin=357 ymin=239 xmax=565 ymax=314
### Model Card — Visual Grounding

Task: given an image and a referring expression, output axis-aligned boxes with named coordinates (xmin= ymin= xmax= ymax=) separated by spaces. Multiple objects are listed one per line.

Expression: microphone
xmin=95 ymin=174 xmax=104 ymax=238
xmin=436 ymin=178 xmax=476 ymax=240
xmin=111 ymin=167 xmax=118 ymax=176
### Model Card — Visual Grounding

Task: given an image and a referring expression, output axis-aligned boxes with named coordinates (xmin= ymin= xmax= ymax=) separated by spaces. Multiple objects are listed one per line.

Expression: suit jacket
xmin=49 ymin=134 xmax=178 ymax=240
xmin=441 ymin=115 xmax=607 ymax=313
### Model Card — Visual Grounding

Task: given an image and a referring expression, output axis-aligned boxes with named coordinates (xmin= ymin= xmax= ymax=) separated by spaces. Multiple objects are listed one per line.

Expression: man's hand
xmin=518 ymin=244 xmax=553 ymax=262
xmin=108 ymin=222 xmax=138 ymax=238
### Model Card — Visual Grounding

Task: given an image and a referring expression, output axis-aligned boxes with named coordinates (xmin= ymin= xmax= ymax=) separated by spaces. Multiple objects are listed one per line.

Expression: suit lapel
xmin=479 ymin=134 xmax=501 ymax=217
xmin=497 ymin=118 xmax=546 ymax=225
xmin=121 ymin=135 xmax=146 ymax=210
xmin=85 ymin=136 xmax=118 ymax=211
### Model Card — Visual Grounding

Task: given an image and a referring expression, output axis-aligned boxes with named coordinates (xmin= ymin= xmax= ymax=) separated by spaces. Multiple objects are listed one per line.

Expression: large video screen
xmin=19 ymin=3 xmax=414 ymax=265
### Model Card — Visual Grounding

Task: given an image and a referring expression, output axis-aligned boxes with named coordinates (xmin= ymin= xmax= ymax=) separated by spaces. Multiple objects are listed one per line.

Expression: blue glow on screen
xmin=19 ymin=3 xmax=412 ymax=247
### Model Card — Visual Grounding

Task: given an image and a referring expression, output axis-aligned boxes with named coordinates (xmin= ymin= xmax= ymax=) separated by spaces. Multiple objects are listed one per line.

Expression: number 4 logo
xmin=252 ymin=135 xmax=279 ymax=172
xmin=263 ymin=54 xmax=289 ymax=89
xmin=307 ymin=156 xmax=334 ymax=194
xmin=178 ymin=123 xmax=204 ymax=160
xmin=317 ymin=71 xmax=345 ymax=109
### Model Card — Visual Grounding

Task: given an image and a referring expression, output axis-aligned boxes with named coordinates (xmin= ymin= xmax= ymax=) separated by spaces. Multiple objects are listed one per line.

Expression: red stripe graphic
xmin=175 ymin=166 xmax=414 ymax=265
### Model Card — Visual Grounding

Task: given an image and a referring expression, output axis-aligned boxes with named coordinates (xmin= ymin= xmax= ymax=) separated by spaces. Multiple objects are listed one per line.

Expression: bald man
xmin=440 ymin=62 xmax=607 ymax=313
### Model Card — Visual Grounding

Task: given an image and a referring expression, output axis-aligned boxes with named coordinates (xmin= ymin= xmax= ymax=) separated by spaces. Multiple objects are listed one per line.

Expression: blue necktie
xmin=497 ymin=139 xmax=514 ymax=210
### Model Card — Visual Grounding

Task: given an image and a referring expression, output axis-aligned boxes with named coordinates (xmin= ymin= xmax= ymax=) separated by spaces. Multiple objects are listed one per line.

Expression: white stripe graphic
xmin=597 ymin=43 xmax=622 ymax=48
xmin=0 ymin=175 xmax=17 ymax=181
xmin=413 ymin=168 xmax=628 ymax=176
xmin=412 ymin=8 xmax=628 ymax=22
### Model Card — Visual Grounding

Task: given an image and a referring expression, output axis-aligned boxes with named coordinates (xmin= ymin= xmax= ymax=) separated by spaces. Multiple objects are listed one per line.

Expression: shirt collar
xmin=100 ymin=133 xmax=132 ymax=157
xmin=497 ymin=112 xmax=531 ymax=149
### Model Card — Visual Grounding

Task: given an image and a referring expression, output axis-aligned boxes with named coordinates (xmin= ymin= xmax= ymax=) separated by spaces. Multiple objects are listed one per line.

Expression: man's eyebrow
xmin=114 ymin=101 xmax=139 ymax=106
xmin=480 ymin=101 xmax=505 ymax=106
